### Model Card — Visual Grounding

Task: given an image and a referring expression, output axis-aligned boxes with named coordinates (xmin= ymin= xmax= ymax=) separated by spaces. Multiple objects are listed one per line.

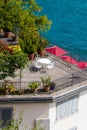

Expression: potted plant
xmin=20 ymin=33 xmax=39 ymax=60
xmin=41 ymin=76 xmax=51 ymax=92
xmin=2 ymin=80 xmax=15 ymax=95
xmin=28 ymin=81 xmax=39 ymax=94
xmin=20 ymin=39 xmax=37 ymax=60
xmin=28 ymin=45 xmax=37 ymax=60
xmin=50 ymin=81 xmax=56 ymax=90
xmin=37 ymin=37 xmax=48 ymax=57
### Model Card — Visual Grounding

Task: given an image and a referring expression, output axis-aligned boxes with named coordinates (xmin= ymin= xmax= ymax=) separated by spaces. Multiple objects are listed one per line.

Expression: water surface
xmin=36 ymin=0 xmax=87 ymax=61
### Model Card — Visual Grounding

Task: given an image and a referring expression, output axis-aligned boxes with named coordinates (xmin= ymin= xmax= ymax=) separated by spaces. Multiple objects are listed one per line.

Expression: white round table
xmin=37 ymin=58 xmax=51 ymax=65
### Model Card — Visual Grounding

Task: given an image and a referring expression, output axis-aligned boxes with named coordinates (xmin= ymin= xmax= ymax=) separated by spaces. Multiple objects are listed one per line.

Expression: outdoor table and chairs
xmin=35 ymin=57 xmax=54 ymax=72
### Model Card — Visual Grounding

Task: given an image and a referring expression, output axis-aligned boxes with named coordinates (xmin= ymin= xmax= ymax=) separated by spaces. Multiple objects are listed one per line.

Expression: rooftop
xmin=0 ymin=33 xmax=87 ymax=102
xmin=0 ymin=53 xmax=87 ymax=100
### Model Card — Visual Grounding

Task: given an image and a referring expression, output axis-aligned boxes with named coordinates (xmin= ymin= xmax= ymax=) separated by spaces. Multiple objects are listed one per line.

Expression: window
xmin=56 ymin=95 xmax=78 ymax=120
xmin=0 ymin=107 xmax=13 ymax=128
xmin=57 ymin=100 xmax=67 ymax=119
xmin=68 ymin=96 xmax=78 ymax=116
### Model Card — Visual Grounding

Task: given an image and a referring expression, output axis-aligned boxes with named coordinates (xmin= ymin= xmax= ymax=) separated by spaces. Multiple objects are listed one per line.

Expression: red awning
xmin=61 ymin=55 xmax=78 ymax=65
xmin=45 ymin=46 xmax=68 ymax=56
xmin=77 ymin=62 xmax=87 ymax=69
xmin=81 ymin=62 xmax=87 ymax=67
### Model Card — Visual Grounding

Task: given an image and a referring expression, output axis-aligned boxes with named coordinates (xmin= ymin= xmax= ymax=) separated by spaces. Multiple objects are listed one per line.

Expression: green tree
xmin=0 ymin=51 xmax=28 ymax=80
xmin=0 ymin=0 xmax=51 ymax=36
xmin=0 ymin=0 xmax=52 ymax=54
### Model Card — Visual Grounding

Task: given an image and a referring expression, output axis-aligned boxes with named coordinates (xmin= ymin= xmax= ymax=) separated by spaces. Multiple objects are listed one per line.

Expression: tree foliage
xmin=1 ymin=112 xmax=45 ymax=130
xmin=2 ymin=112 xmax=23 ymax=130
xmin=0 ymin=0 xmax=52 ymax=54
xmin=0 ymin=0 xmax=51 ymax=35
xmin=0 ymin=51 xmax=28 ymax=80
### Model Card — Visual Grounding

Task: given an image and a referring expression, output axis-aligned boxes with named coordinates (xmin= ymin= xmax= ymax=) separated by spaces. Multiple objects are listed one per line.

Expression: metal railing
xmin=0 ymin=72 xmax=86 ymax=94
xmin=0 ymin=81 xmax=42 ymax=91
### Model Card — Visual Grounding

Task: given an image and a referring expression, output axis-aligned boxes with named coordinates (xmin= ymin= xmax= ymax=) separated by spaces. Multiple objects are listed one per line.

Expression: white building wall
xmin=53 ymin=113 xmax=78 ymax=130
xmin=49 ymin=102 xmax=78 ymax=130
xmin=78 ymin=89 xmax=87 ymax=130
xmin=13 ymin=103 xmax=49 ymax=130
xmin=49 ymin=102 xmax=56 ymax=130
xmin=1 ymin=88 xmax=87 ymax=130
xmin=49 ymin=89 xmax=87 ymax=130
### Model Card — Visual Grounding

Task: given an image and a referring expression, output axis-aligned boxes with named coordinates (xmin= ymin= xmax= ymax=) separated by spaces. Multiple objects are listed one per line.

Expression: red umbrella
xmin=61 ymin=55 xmax=78 ymax=65
xmin=77 ymin=62 xmax=86 ymax=69
xmin=45 ymin=46 xmax=68 ymax=56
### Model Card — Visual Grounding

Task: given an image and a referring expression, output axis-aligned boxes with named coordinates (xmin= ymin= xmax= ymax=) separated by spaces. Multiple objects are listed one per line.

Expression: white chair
xmin=46 ymin=62 xmax=55 ymax=73
xmin=35 ymin=54 xmax=40 ymax=61
xmin=34 ymin=62 xmax=42 ymax=71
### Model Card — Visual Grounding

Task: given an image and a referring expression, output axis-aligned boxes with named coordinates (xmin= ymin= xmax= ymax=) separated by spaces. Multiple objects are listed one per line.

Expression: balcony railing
xmin=0 ymin=71 xmax=86 ymax=95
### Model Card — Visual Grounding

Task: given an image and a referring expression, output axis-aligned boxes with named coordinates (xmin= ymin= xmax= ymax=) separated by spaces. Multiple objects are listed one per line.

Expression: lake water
xmin=36 ymin=0 xmax=87 ymax=61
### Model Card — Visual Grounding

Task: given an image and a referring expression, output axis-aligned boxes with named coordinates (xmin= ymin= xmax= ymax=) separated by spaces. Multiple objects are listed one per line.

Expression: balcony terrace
xmin=0 ymin=32 xmax=87 ymax=99
xmin=0 ymin=52 xmax=87 ymax=97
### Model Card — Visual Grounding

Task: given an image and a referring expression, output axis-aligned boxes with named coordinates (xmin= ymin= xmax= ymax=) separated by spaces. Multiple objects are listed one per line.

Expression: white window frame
xmin=56 ymin=95 xmax=78 ymax=120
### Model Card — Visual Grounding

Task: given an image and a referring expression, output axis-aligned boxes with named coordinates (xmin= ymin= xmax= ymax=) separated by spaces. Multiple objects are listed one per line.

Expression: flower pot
xmin=43 ymin=86 xmax=50 ymax=92
xmin=50 ymin=81 xmax=56 ymax=90
xmin=38 ymin=50 xmax=45 ymax=57
xmin=4 ymin=89 xmax=10 ymax=95
xmin=50 ymin=85 xmax=55 ymax=90
xmin=28 ymin=54 xmax=35 ymax=60
xmin=32 ymin=88 xmax=37 ymax=94
xmin=4 ymin=32 xmax=10 ymax=37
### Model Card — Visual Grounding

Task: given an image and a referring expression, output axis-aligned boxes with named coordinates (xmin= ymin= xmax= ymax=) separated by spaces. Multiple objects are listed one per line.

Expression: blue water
xmin=36 ymin=0 xmax=87 ymax=61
